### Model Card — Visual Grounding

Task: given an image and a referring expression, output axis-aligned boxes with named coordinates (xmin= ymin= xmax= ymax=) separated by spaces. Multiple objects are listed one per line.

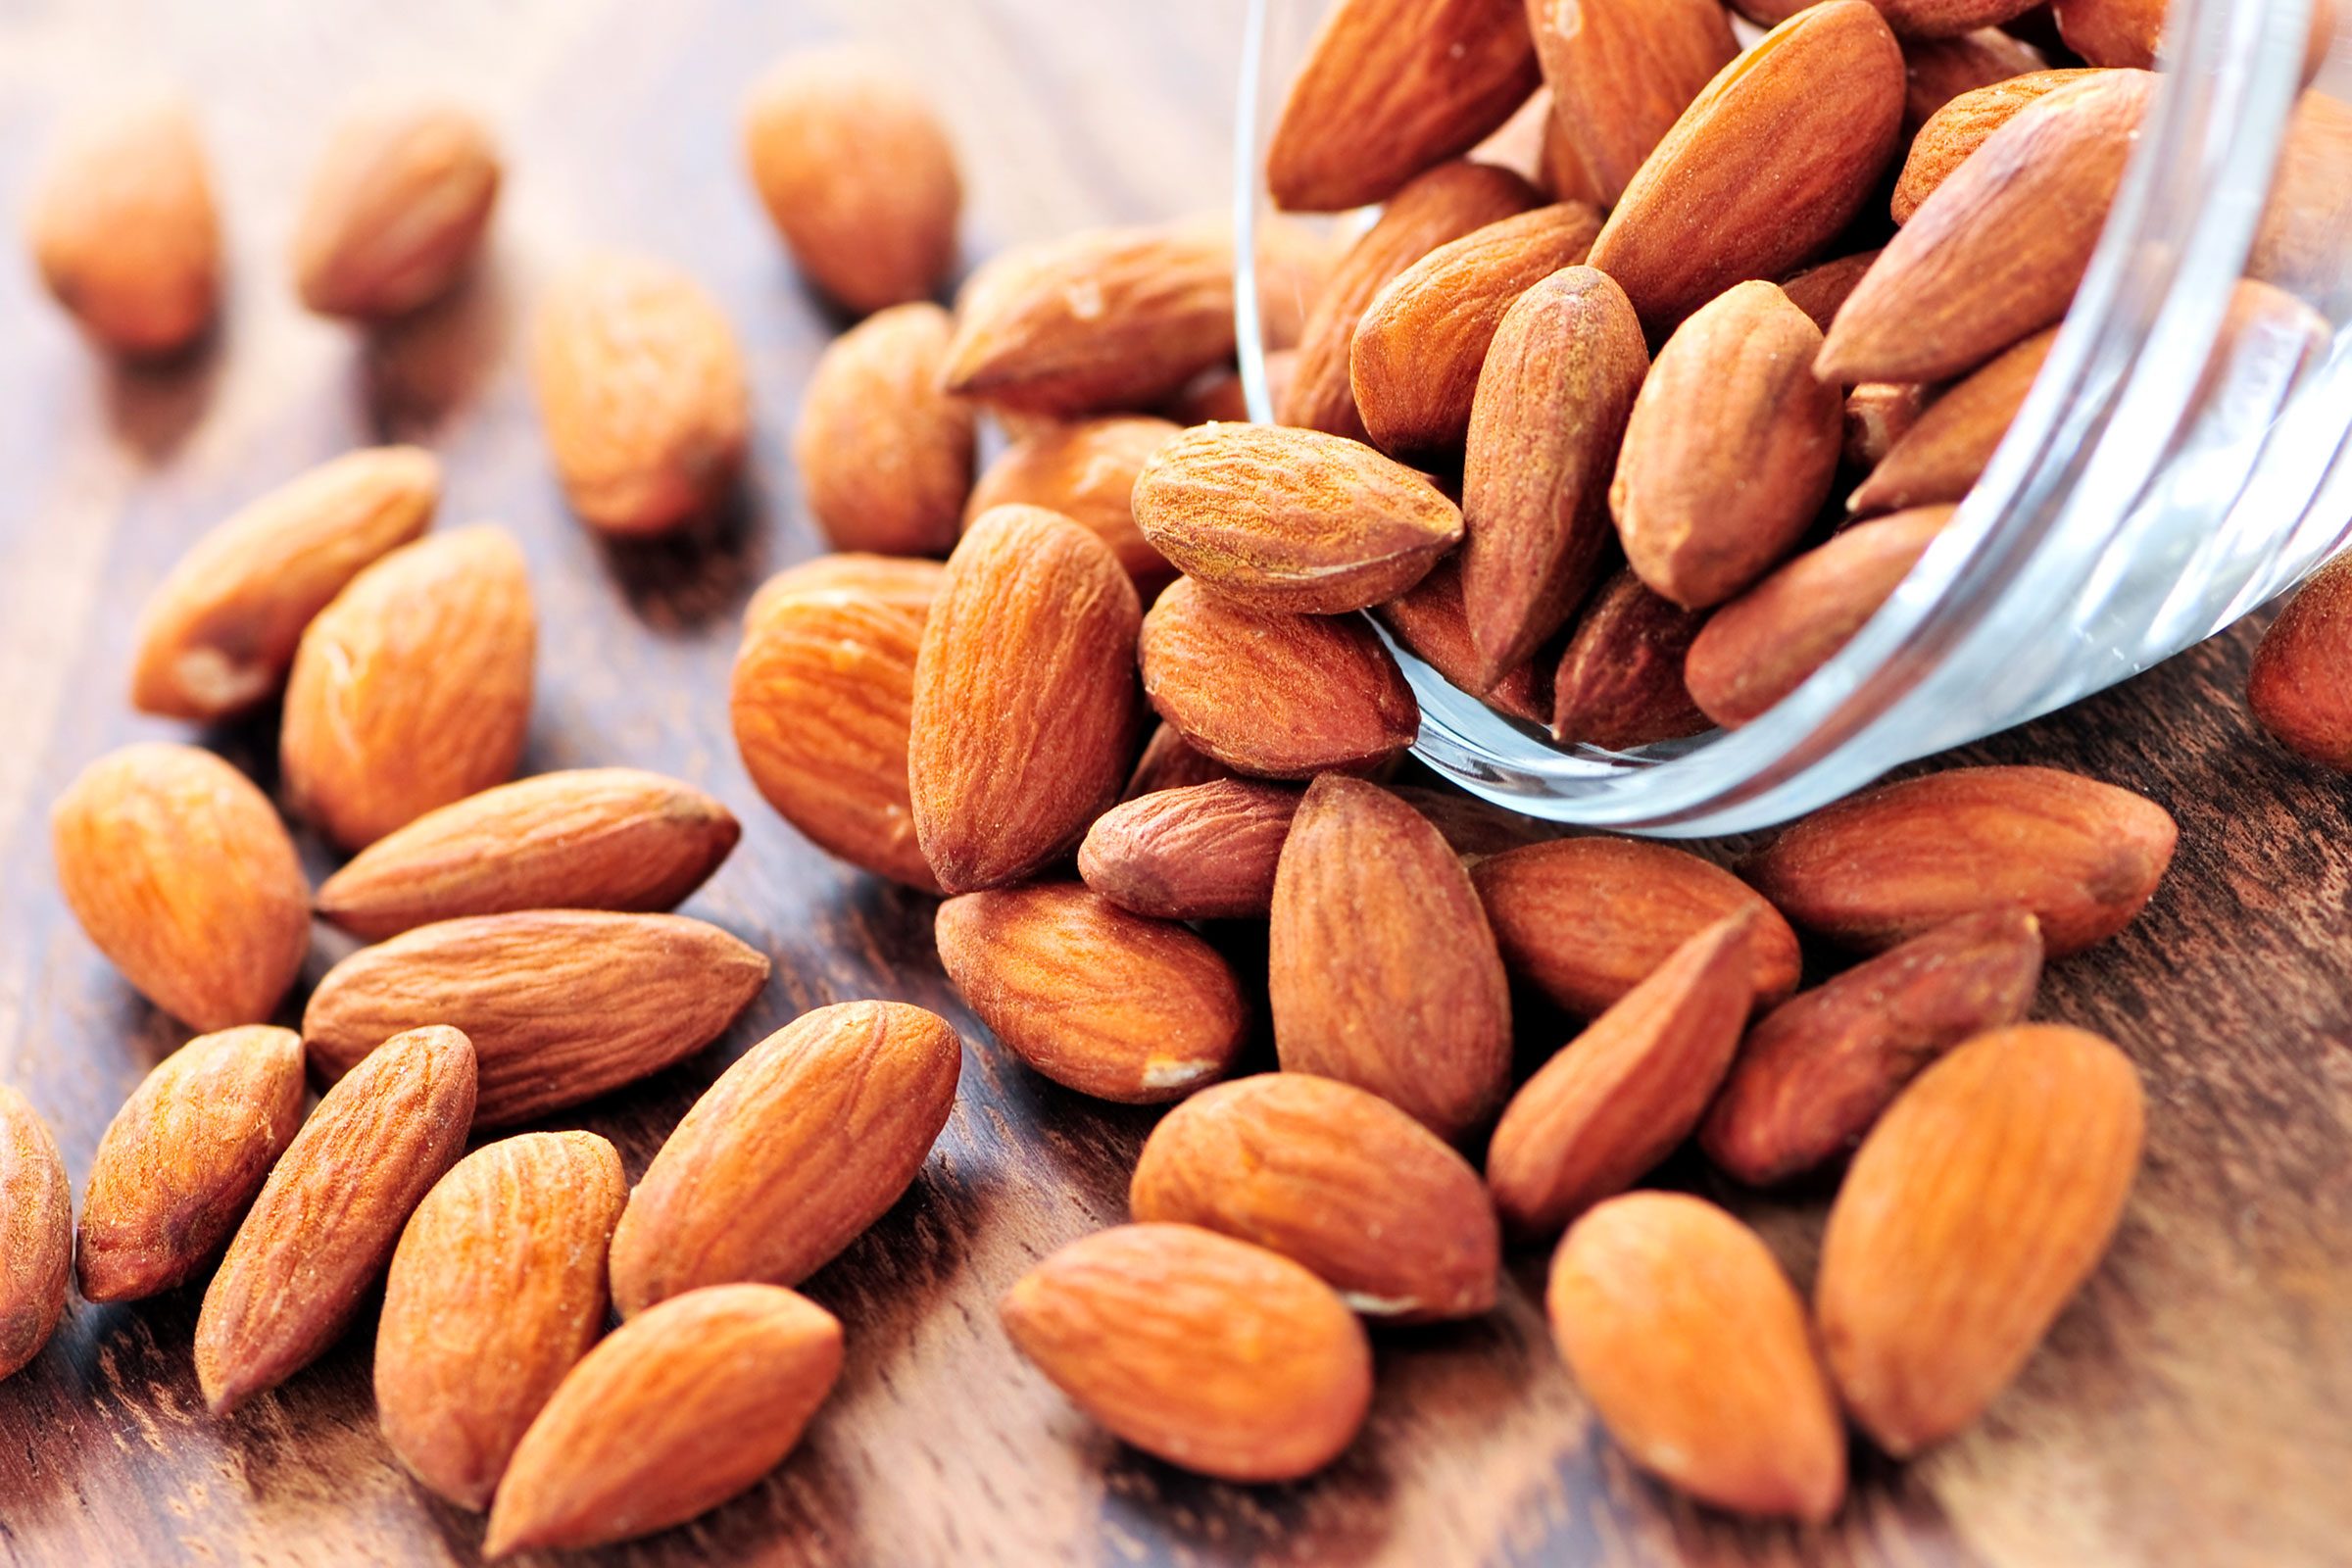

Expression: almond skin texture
xmin=1460 ymin=266 xmax=1650 ymax=682
xmin=1862 ymin=0 xmax=2041 ymax=37
xmin=281 ymin=526 xmax=535 ymax=850
xmin=1746 ymin=763 xmax=2179 ymax=956
xmin=291 ymin=101 xmax=500 ymax=319
xmin=27 ymin=96 xmax=219 ymax=357
xmin=1132 ymin=424 xmax=1462 ymax=615
xmin=1613 ymin=281 xmax=1843 ymax=610
xmin=0 ymin=1087 xmax=72 ymax=1382
xmin=1901 ymin=27 xmax=2051 ymax=132
xmin=1265 ymin=0 xmax=1540 ymax=213
xmin=1549 ymin=569 xmax=1712 ymax=751
xmin=485 ymin=1284 xmax=844 ymax=1558
xmin=1374 ymin=557 xmax=1552 ymax=724
xmin=52 ymin=742 xmax=310 ymax=1031
xmin=1778 ymin=248 xmax=1884 ymax=332
xmin=316 ymin=768 xmax=740 ymax=940
xmin=1701 ymin=907 xmax=2044 ymax=1185
xmin=1816 ymin=1024 xmax=2144 ymax=1454
xmin=1588 ymin=2 xmax=1907 ymax=333
xmin=195 ymin=1025 xmax=476 ymax=1414
xmin=794 ymin=302 xmax=974 ymax=556
xmin=1078 ymin=778 xmax=1300 ymax=921
xmin=1487 ymin=917 xmax=1753 ymax=1236
xmin=1000 ymin=1224 xmax=1373 ymax=1483
xmin=909 ymin=506 xmax=1142 ymax=893
xmin=732 ymin=555 xmax=944 ymax=892
xmin=1530 ymin=0 xmax=1740 ymax=207
xmin=376 ymin=1132 xmax=625 ymax=1511
xmin=2249 ymin=91 xmax=2352 ymax=306
xmin=1269 ymin=777 xmax=1513 ymax=1141
xmin=936 ymin=885 xmax=1247 ymax=1103
xmin=1471 ymin=837 xmax=1801 ymax=1016
xmin=1888 ymin=68 xmax=2095 ymax=224
xmin=1349 ymin=202 xmax=1604 ymax=456
xmin=77 ymin=1026 xmax=307 ymax=1303
xmin=130 ymin=445 xmax=440 ymax=720
xmin=608 ymin=1002 xmax=961 ymax=1314
xmin=966 ymin=416 xmax=1179 ymax=592
xmin=1130 ymin=1073 xmax=1499 ymax=1322
xmin=742 ymin=50 xmax=960 ymax=314
xmin=2050 ymin=0 xmax=2160 ymax=66
xmin=1548 ymin=1193 xmax=1844 ymax=1521
xmin=1850 ymin=331 xmax=2054 ymax=514
xmin=304 ymin=910 xmax=769 ymax=1127
xmin=531 ymin=254 xmax=750 ymax=536
xmin=2250 ymin=552 xmax=2352 ymax=771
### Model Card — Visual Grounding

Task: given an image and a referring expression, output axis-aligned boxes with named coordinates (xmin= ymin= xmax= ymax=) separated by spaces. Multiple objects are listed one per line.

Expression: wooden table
xmin=2 ymin=2 xmax=2347 ymax=1564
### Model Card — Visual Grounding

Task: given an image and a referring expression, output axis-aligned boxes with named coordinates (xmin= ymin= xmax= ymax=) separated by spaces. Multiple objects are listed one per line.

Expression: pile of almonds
xmin=9 ymin=0 xmax=2351 ymax=1556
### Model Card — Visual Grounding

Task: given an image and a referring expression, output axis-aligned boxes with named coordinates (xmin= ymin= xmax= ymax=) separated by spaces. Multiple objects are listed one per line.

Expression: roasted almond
xmin=1373 ymin=557 xmax=1552 ymax=724
xmin=2249 ymin=549 xmax=2352 ymax=771
xmin=744 ymin=552 xmax=944 ymax=634
xmin=1888 ymin=68 xmax=2095 ymax=224
xmin=966 ymin=416 xmax=1180 ymax=592
xmin=1778 ymin=248 xmax=1884 ymax=332
xmin=26 ymin=95 xmax=220 ymax=357
xmin=1850 ymin=332 xmax=2052 ymax=514
xmin=1549 ymin=569 xmax=1712 ymax=752
xmin=794 ymin=302 xmax=974 ymax=556
xmin=2248 ymin=90 xmax=2352 ymax=305
xmin=1529 ymin=0 xmax=1739 ymax=207
xmin=2050 ymin=0 xmax=2159 ymax=67
xmin=1077 ymin=778 xmax=1301 ymax=921
xmin=1900 ymin=26 xmax=2051 ymax=132
xmin=291 ymin=100 xmax=500 ymax=320
xmin=1124 ymin=720 xmax=1239 ymax=799
xmin=0 ymin=1087 xmax=71 ymax=1382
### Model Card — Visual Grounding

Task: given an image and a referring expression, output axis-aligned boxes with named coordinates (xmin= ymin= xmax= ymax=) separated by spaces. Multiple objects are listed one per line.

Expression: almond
xmin=1778 ymin=248 xmax=1884 ymax=332
xmin=909 ymin=506 xmax=1143 ymax=892
xmin=2249 ymin=90 xmax=2352 ymax=305
xmin=26 ymin=95 xmax=219 ymax=357
xmin=2249 ymin=550 xmax=2352 ymax=771
xmin=1460 ymin=265 xmax=1650 ymax=681
xmin=1843 ymin=380 xmax=1933 ymax=469
xmin=742 ymin=50 xmax=960 ymax=314
xmin=936 ymin=884 xmax=1247 ymax=1102
xmin=1587 ymin=2 xmax=1907 ymax=333
xmin=531 ymin=254 xmax=749 ymax=535
xmin=1124 ymin=720 xmax=1239 ymax=799
xmin=2049 ymin=0 xmax=2160 ymax=67
xmin=1549 ymin=569 xmax=1712 ymax=752
xmin=794 ymin=302 xmax=975 ymax=556
xmin=1816 ymin=1023 xmax=2143 ymax=1454
xmin=1132 ymin=424 xmax=1461 ymax=614
xmin=303 ymin=910 xmax=769 ymax=1126
xmin=484 ymin=1284 xmax=843 ymax=1557
xmin=1745 ymin=763 xmax=2179 ymax=955
xmin=965 ymin=415 xmax=1179 ymax=592
xmin=0 ymin=1087 xmax=71 ymax=1382
xmin=1076 ymin=778 xmax=1298 ymax=921
xmin=316 ymin=768 xmax=739 ymax=940
xmin=743 ymin=551 xmax=943 ymax=634
xmin=1264 ymin=0 xmax=1540 ymax=213
xmin=1390 ymin=784 xmax=1562 ymax=858
xmin=195 ymin=1025 xmax=476 ymax=1413
xmin=52 ymin=742 xmax=310 ymax=1031
xmin=1529 ymin=0 xmax=1739 ymax=207
xmin=77 ymin=1025 xmax=307 ymax=1302
xmin=130 ymin=445 xmax=440 ymax=719
xmin=1701 ymin=906 xmax=2044 ymax=1185
xmin=1866 ymin=0 xmax=2043 ymax=38
xmin=1000 ymin=1223 xmax=1373 ymax=1482
xmin=1374 ymin=557 xmax=1552 ymax=724
xmin=608 ymin=1002 xmax=960 ymax=1313
xmin=1270 ymin=776 xmax=1512 ymax=1140
xmin=1130 ymin=1072 xmax=1499 ymax=1322
xmin=291 ymin=100 xmax=500 ymax=320
xmin=1487 ymin=917 xmax=1752 ymax=1235
xmin=1849 ymin=332 xmax=2050 ymax=514
xmin=1470 ymin=837 xmax=1801 ymax=1016
xmin=281 ymin=526 xmax=536 ymax=850
xmin=377 ymin=1131 xmax=625 ymax=1510
xmin=1548 ymin=1193 xmax=1844 ymax=1521
xmin=1887 ymin=68 xmax=2095 ymax=224
xmin=1900 ymin=26 xmax=2050 ymax=132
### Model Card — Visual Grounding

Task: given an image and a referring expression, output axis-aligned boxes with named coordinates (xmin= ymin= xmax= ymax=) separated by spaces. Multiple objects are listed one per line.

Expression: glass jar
xmin=1234 ymin=0 xmax=2351 ymax=836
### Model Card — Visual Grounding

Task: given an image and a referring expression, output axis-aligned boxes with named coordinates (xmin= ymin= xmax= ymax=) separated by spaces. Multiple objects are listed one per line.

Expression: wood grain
xmin=1 ymin=2 xmax=2348 ymax=1565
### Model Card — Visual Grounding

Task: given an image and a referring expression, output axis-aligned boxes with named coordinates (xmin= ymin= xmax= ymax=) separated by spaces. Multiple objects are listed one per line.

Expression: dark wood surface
xmin=2 ymin=2 xmax=2348 ymax=1565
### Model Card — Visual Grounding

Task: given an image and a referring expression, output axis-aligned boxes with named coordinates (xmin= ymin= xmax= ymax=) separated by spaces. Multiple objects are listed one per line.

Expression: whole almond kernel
xmin=2249 ymin=551 xmax=2352 ymax=771
xmin=52 ymin=742 xmax=310 ymax=1031
xmin=1887 ymin=68 xmax=2096 ymax=224
xmin=1778 ymin=248 xmax=1884 ymax=333
xmin=1701 ymin=906 xmax=2044 ymax=1185
xmin=77 ymin=1026 xmax=307 ymax=1303
xmin=377 ymin=1131 xmax=625 ymax=1511
xmin=282 ymin=526 xmax=535 ymax=851
xmin=742 ymin=50 xmax=960 ymax=315
xmin=531 ymin=254 xmax=749 ymax=536
xmin=1746 ymin=763 xmax=2179 ymax=956
xmin=1374 ymin=558 xmax=1553 ymax=724
xmin=936 ymin=884 xmax=1247 ymax=1103
xmin=1549 ymin=569 xmax=1712 ymax=753
xmin=27 ymin=96 xmax=220 ymax=357
xmin=1817 ymin=1023 xmax=2144 ymax=1454
xmin=291 ymin=100 xmax=500 ymax=320
xmin=1588 ymin=1 xmax=1907 ymax=334
xmin=1900 ymin=27 xmax=2050 ymax=132
xmin=0 ymin=1087 xmax=72 ymax=1382
xmin=1131 ymin=1072 xmax=1499 ymax=1322
xmin=316 ymin=768 xmax=740 ymax=940
xmin=909 ymin=506 xmax=1142 ymax=894
xmin=1124 ymin=721 xmax=1240 ymax=800
xmin=794 ymin=302 xmax=974 ymax=557
xmin=1487 ymin=917 xmax=1753 ymax=1237
xmin=1471 ymin=837 xmax=1800 ymax=1017
xmin=1530 ymin=0 xmax=1739 ymax=207
xmin=743 ymin=551 xmax=943 ymax=635
xmin=608 ymin=1001 xmax=960 ymax=1314
xmin=965 ymin=416 xmax=1180 ymax=592
xmin=304 ymin=910 xmax=769 ymax=1127
xmin=2061 ymin=0 xmax=2335 ymax=77
xmin=130 ymin=445 xmax=440 ymax=720
xmin=1000 ymin=1223 xmax=1373 ymax=1483
xmin=1078 ymin=779 xmax=1300 ymax=921
xmin=1548 ymin=1193 xmax=1844 ymax=1522
xmin=1270 ymin=776 xmax=1512 ymax=1141
xmin=485 ymin=1284 xmax=843 ymax=1558
xmin=195 ymin=1025 xmax=476 ymax=1414
xmin=1850 ymin=331 xmax=2054 ymax=514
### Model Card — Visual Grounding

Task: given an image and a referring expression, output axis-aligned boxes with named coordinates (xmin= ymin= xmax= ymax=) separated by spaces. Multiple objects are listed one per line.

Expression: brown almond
xmin=1390 ymin=784 xmax=1561 ymax=858
xmin=2250 ymin=550 xmax=2352 ymax=771
xmin=1851 ymin=331 xmax=2052 ymax=514
xmin=1816 ymin=1024 xmax=2143 ymax=1454
xmin=966 ymin=415 xmax=1179 ymax=592
xmin=608 ymin=1002 xmax=960 ymax=1313
xmin=743 ymin=551 xmax=944 ymax=633
xmin=1374 ymin=557 xmax=1552 ymax=724
xmin=2050 ymin=0 xmax=2160 ymax=67
xmin=1124 ymin=721 xmax=1239 ymax=799
xmin=1131 ymin=1073 xmax=1499 ymax=1322
xmin=1900 ymin=27 xmax=2050 ymax=132
xmin=1077 ymin=778 xmax=1301 ymax=921
xmin=794 ymin=302 xmax=974 ymax=556
xmin=0 ymin=1087 xmax=71 ymax=1382
xmin=77 ymin=1026 xmax=307 ymax=1302
xmin=1888 ymin=68 xmax=2096 ymax=224
xmin=1843 ymin=380 xmax=1933 ymax=469
xmin=1549 ymin=569 xmax=1712 ymax=752
xmin=1530 ymin=0 xmax=1739 ymax=207
xmin=2249 ymin=90 xmax=2352 ymax=305
xmin=1865 ymin=0 xmax=2043 ymax=35
xmin=1000 ymin=1224 xmax=1373 ymax=1483
xmin=1745 ymin=763 xmax=2179 ymax=955
xmin=292 ymin=100 xmax=500 ymax=320
xmin=26 ymin=96 xmax=219 ymax=357
xmin=1778 ymin=248 xmax=1884 ymax=332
